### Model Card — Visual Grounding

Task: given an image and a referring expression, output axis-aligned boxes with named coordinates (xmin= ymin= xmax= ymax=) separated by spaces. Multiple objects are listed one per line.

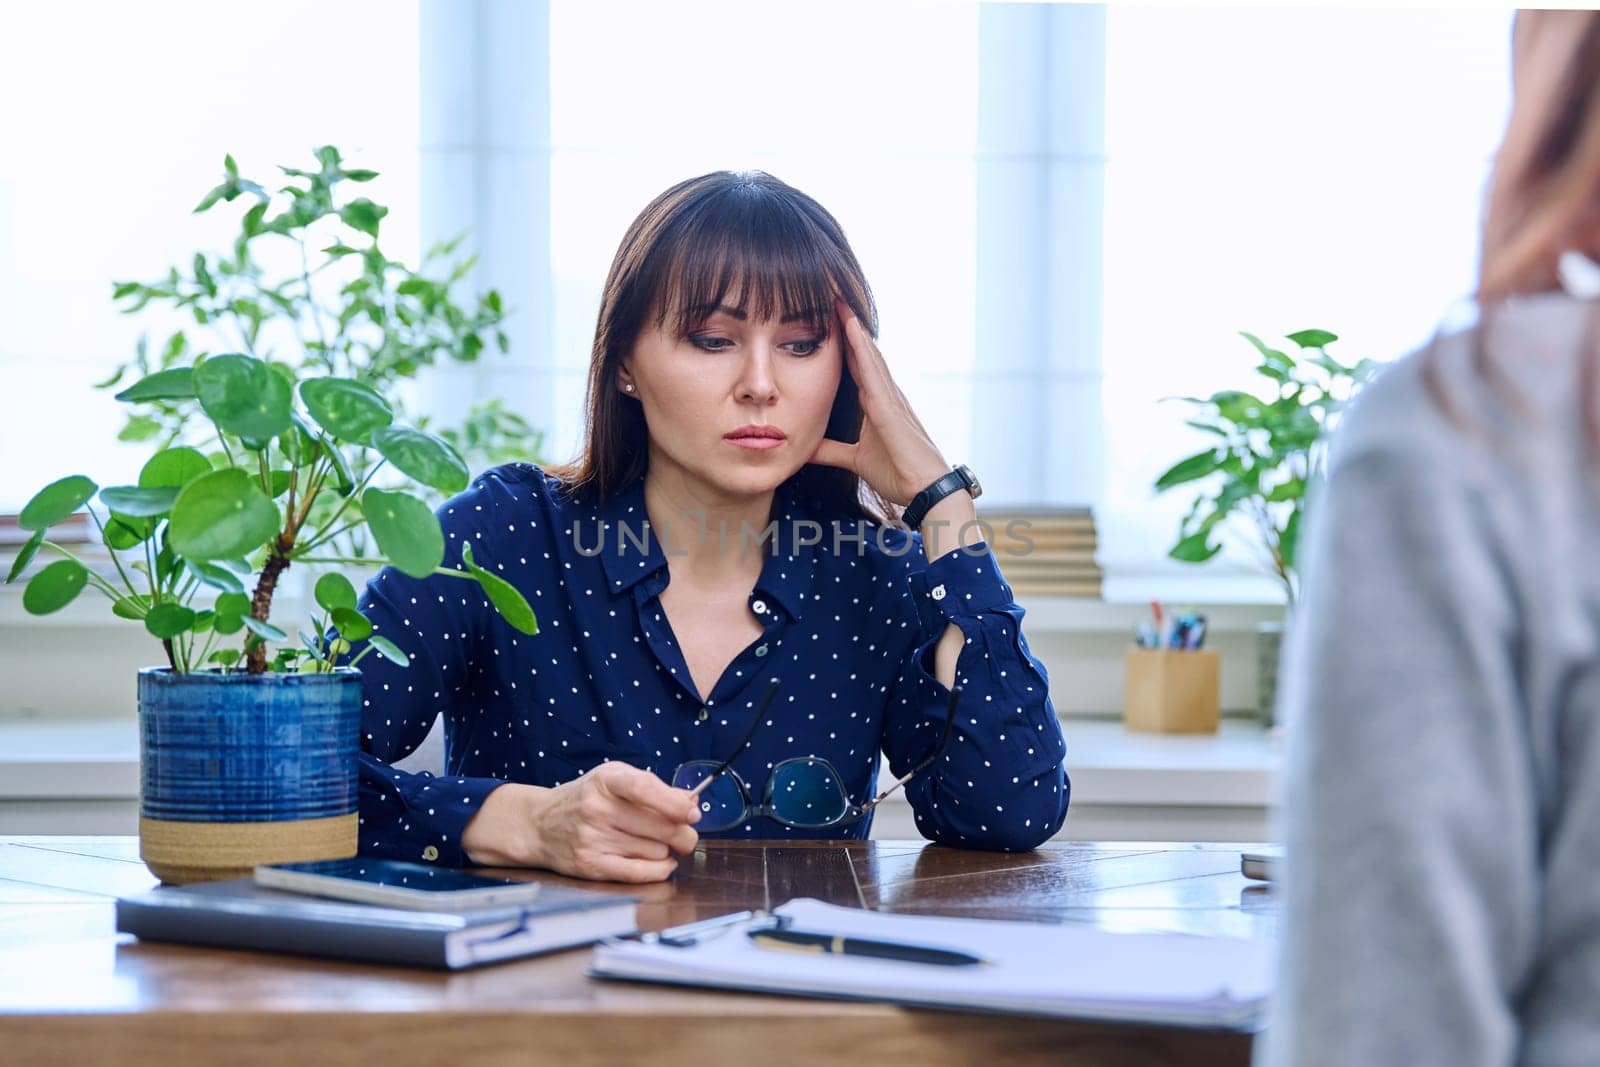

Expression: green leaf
xmin=144 ymin=602 xmax=197 ymax=639
xmin=185 ymin=558 xmax=247 ymax=595
xmin=192 ymin=609 xmax=215 ymax=633
xmin=241 ymin=616 xmax=287 ymax=642
xmin=339 ymin=198 xmax=387 ymax=238
xmin=209 ymin=648 xmax=241 ymax=667
xmin=461 ymin=543 xmax=539 ymax=636
xmin=363 ymin=488 xmax=444 ymax=579
xmin=321 ymin=434 xmax=356 ymax=496
xmin=117 ymin=416 xmax=163 ymax=443
xmin=98 ymin=485 xmax=181 ymax=518
xmin=104 ymin=513 xmax=155 ymax=550
xmin=193 ymin=354 xmax=294 ymax=445
xmin=111 ymin=594 xmax=150 ymax=620
xmin=213 ymin=590 xmax=249 ymax=634
xmin=168 ymin=468 xmax=281 ymax=561
xmin=344 ymin=168 xmax=379 ymax=182
xmin=1287 ymin=328 xmax=1338 ymax=349
xmin=6 ymin=528 xmax=46 ymax=583
xmin=139 ymin=447 xmax=213 ymax=490
xmin=114 ymin=367 xmax=195 ymax=402
xmin=315 ymin=572 xmax=359 ymax=613
xmin=1266 ymin=477 xmax=1307 ymax=503
xmin=373 ymin=426 xmax=470 ymax=494
xmin=1153 ymin=450 xmax=1221 ymax=492
xmin=1169 ymin=532 xmax=1223 ymax=564
xmin=365 ymin=633 xmax=409 ymax=667
xmin=331 ymin=606 xmax=373 ymax=642
xmin=23 ymin=559 xmax=89 ymax=615
xmin=1280 ymin=508 xmax=1303 ymax=573
xmin=299 ymin=378 xmax=394 ymax=442
xmin=19 ymin=475 xmax=98 ymax=531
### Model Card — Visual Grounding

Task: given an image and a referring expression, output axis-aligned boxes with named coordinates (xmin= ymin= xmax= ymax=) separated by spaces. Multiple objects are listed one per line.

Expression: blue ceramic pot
xmin=137 ymin=667 xmax=362 ymax=883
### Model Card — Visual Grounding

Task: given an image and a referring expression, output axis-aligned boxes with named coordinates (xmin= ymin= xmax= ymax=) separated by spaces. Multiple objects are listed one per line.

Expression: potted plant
xmin=1152 ymin=329 xmax=1374 ymax=725
xmin=5 ymin=148 xmax=540 ymax=884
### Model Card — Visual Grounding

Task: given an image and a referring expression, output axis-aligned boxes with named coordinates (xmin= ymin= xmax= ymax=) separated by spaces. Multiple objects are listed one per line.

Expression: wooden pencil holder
xmin=1123 ymin=648 xmax=1221 ymax=734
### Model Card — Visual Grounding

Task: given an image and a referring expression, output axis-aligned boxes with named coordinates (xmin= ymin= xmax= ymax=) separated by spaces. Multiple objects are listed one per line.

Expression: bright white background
xmin=0 ymin=1 xmax=1515 ymax=601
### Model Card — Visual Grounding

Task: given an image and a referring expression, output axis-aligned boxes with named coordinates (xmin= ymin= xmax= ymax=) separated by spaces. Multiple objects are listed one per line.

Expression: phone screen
xmin=268 ymin=858 xmax=534 ymax=893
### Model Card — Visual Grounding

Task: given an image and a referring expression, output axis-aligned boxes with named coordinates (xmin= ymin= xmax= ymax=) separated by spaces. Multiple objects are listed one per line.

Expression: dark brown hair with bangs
xmin=545 ymin=170 xmax=897 ymax=525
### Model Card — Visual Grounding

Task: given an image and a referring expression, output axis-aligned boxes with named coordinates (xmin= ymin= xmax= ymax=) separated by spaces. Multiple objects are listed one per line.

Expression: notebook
xmin=591 ymin=898 xmax=1275 ymax=1029
xmin=117 ymin=877 xmax=638 ymax=970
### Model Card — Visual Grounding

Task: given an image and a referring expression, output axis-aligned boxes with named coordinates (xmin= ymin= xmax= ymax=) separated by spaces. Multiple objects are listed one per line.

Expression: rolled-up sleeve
xmin=881 ymin=537 xmax=1070 ymax=850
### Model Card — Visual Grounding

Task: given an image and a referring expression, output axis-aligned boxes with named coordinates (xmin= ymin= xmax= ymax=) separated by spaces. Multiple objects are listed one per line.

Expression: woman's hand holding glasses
xmin=462 ymin=761 xmax=701 ymax=884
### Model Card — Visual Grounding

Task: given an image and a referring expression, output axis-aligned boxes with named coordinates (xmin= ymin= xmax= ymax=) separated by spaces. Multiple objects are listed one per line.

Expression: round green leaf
xmin=372 ymin=426 xmax=470 ymax=494
xmin=366 ymin=634 xmax=409 ymax=667
xmin=185 ymin=558 xmax=247 ymax=595
xmin=363 ymin=488 xmax=444 ymax=579
xmin=140 ymin=447 xmax=212 ymax=490
xmin=242 ymin=616 xmax=287 ymax=642
xmin=168 ymin=468 xmax=280 ymax=561
xmin=144 ymin=602 xmax=197 ymax=639
xmin=193 ymin=354 xmax=293 ymax=445
xmin=104 ymin=513 xmax=155 ymax=550
xmin=215 ymin=591 xmax=250 ymax=618
xmin=331 ymin=607 xmax=373 ymax=641
xmin=192 ymin=609 xmax=216 ymax=633
xmin=6 ymin=528 xmax=45 ymax=584
xmin=315 ymin=572 xmax=359 ymax=613
xmin=209 ymin=648 xmax=242 ymax=667
xmin=19 ymin=475 xmax=98 ymax=531
xmin=300 ymin=378 xmax=394 ymax=442
xmin=23 ymin=559 xmax=88 ymax=615
xmin=99 ymin=485 xmax=181 ymax=518
xmin=114 ymin=367 xmax=195 ymax=402
xmin=461 ymin=543 xmax=539 ymax=636
xmin=111 ymin=594 xmax=150 ymax=620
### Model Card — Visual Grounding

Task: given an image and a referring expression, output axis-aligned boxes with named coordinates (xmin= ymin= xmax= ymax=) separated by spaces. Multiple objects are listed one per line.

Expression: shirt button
xmin=755 ymin=644 xmax=768 ymax=657
xmin=931 ymin=583 xmax=947 ymax=601
xmin=422 ymin=845 xmax=439 ymax=862
xmin=697 ymin=708 xmax=710 ymax=722
xmin=752 ymin=599 xmax=768 ymax=615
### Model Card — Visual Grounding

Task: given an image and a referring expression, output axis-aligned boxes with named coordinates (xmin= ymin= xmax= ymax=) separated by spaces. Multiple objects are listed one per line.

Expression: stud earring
xmin=623 ymin=383 xmax=635 ymax=394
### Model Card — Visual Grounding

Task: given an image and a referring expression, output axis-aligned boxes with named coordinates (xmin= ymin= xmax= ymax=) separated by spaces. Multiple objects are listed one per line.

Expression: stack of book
xmin=974 ymin=505 xmax=1102 ymax=599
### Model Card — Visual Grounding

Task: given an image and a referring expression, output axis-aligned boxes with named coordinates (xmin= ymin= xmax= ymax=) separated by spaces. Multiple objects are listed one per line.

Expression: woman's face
xmin=622 ymin=298 xmax=842 ymax=501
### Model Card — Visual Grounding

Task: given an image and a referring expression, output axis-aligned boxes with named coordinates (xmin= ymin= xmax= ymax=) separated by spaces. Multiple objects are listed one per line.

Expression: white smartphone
xmin=254 ymin=858 xmax=544 ymax=910
xmin=1240 ymin=848 xmax=1283 ymax=882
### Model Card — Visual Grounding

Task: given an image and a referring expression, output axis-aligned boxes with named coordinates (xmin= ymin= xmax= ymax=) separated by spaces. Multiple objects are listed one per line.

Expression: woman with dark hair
xmin=351 ymin=171 xmax=1070 ymax=883
xmin=1259 ymin=12 xmax=1600 ymax=1065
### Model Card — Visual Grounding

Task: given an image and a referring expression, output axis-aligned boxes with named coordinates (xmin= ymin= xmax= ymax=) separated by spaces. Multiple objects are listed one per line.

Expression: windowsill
xmin=0 ymin=715 xmax=1280 ymax=809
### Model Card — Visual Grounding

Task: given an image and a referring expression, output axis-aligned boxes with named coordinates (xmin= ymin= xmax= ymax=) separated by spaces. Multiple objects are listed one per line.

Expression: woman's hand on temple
xmin=807 ymin=295 xmax=952 ymax=505
xmin=461 ymin=762 xmax=701 ymax=883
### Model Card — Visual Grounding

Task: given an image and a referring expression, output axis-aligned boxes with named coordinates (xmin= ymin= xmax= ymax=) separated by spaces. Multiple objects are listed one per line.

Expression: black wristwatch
xmin=900 ymin=464 xmax=982 ymax=530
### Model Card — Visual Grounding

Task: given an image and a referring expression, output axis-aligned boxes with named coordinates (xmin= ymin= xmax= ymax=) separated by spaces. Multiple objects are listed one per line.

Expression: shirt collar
xmin=596 ymin=472 xmax=818 ymax=621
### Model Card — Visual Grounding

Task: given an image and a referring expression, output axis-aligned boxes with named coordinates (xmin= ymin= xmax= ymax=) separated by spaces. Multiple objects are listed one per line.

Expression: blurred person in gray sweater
xmin=1257 ymin=11 xmax=1600 ymax=1066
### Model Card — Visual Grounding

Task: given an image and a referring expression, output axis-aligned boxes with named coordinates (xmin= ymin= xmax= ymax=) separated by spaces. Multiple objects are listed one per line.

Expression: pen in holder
xmin=1123 ymin=647 xmax=1221 ymax=734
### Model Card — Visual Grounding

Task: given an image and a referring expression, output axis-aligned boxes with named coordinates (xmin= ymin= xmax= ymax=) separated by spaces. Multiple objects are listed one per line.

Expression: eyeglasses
xmin=669 ymin=678 xmax=962 ymax=833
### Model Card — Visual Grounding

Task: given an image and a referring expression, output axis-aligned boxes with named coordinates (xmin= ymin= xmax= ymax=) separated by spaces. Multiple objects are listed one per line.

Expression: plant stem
xmin=84 ymin=508 xmax=140 ymax=599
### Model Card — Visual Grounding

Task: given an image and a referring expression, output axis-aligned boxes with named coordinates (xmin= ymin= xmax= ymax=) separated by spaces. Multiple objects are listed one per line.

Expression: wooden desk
xmin=0 ymin=837 xmax=1275 ymax=1066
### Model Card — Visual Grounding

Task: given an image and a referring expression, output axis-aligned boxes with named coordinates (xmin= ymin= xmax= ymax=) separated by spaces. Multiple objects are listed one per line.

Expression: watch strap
xmin=901 ymin=468 xmax=970 ymax=531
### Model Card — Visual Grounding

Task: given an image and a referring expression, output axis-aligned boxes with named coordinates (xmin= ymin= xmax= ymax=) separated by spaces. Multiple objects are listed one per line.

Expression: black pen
xmin=747 ymin=927 xmax=985 ymax=967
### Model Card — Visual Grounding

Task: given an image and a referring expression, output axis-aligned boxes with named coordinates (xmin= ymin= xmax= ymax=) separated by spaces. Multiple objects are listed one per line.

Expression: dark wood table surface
xmin=0 ymin=837 xmax=1276 ymax=1066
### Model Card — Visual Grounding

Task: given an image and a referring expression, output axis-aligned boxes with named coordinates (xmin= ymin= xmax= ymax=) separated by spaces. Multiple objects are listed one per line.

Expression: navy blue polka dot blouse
xmin=352 ymin=462 xmax=1070 ymax=866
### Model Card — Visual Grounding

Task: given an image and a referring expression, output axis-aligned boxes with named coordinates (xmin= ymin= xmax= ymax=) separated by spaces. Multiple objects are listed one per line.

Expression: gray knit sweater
xmin=1256 ymin=291 xmax=1600 ymax=1066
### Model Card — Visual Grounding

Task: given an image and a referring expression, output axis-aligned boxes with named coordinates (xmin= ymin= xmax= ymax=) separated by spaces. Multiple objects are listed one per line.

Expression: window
xmin=0 ymin=1 xmax=419 ymax=510
xmin=544 ymin=0 xmax=981 ymax=464
xmin=1099 ymin=6 xmax=1514 ymax=599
